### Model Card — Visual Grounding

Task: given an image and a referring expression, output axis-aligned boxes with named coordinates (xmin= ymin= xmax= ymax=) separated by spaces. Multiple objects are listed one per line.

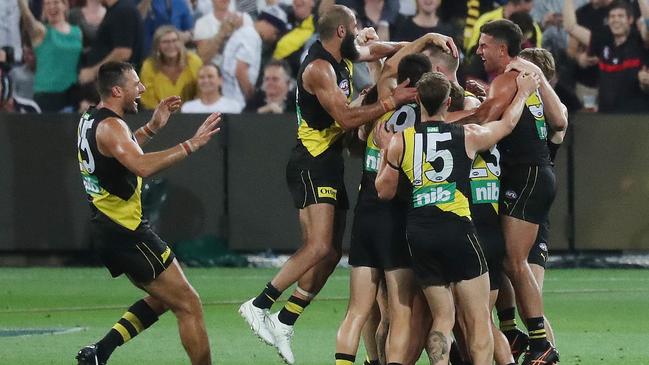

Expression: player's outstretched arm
xmin=304 ymin=60 xmax=417 ymax=130
xmin=134 ymin=96 xmax=183 ymax=146
xmin=464 ymin=72 xmax=539 ymax=159
xmin=375 ymin=132 xmax=404 ymax=200
xmin=97 ymin=112 xmax=222 ymax=178
xmin=451 ymin=72 xmax=518 ymax=125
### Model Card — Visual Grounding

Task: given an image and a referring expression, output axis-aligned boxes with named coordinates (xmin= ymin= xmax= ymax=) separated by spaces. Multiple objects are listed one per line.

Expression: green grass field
xmin=1 ymin=268 xmax=648 ymax=365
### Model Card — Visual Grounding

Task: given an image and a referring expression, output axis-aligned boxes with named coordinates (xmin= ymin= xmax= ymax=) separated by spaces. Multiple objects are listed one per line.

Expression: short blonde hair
xmin=150 ymin=25 xmax=187 ymax=70
xmin=519 ymin=48 xmax=556 ymax=81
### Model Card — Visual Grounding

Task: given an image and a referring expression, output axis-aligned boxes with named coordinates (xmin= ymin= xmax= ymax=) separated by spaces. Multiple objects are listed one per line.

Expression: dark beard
xmin=340 ymin=32 xmax=360 ymax=61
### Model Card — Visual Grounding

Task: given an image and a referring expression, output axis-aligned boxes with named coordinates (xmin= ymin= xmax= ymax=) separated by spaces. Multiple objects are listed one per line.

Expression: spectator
xmin=9 ymin=46 xmax=36 ymax=99
xmin=256 ymin=4 xmax=289 ymax=69
xmin=245 ymin=59 xmax=295 ymax=113
xmin=19 ymin=0 xmax=83 ymax=112
xmin=194 ymin=0 xmax=253 ymax=66
xmin=181 ymin=63 xmax=242 ymax=113
xmin=0 ymin=0 xmax=23 ymax=62
xmin=273 ymin=0 xmax=316 ymax=76
xmin=1 ymin=68 xmax=41 ymax=113
xmin=138 ymin=0 xmax=194 ymax=55
xmin=337 ymin=0 xmax=399 ymax=40
xmin=221 ymin=5 xmax=287 ymax=108
xmin=464 ymin=0 xmax=542 ymax=53
xmin=140 ymin=26 xmax=202 ymax=110
xmin=462 ymin=0 xmax=497 ymax=50
xmin=78 ymin=0 xmax=144 ymax=88
xmin=564 ymin=0 xmax=649 ymax=112
xmin=390 ymin=0 xmax=460 ymax=44
xmin=69 ymin=0 xmax=106 ymax=54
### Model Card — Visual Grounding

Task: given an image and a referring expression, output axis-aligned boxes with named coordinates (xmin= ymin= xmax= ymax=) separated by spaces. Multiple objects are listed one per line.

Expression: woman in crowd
xmin=68 ymin=0 xmax=106 ymax=55
xmin=18 ymin=0 xmax=83 ymax=112
xmin=140 ymin=25 xmax=202 ymax=110
xmin=181 ymin=63 xmax=242 ymax=113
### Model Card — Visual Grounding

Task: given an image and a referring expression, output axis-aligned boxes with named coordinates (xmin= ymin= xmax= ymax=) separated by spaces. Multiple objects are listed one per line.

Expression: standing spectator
xmin=273 ymin=0 xmax=316 ymax=76
xmin=462 ymin=0 xmax=497 ymax=50
xmin=193 ymin=0 xmax=253 ymax=66
xmin=0 ymin=0 xmax=22 ymax=62
xmin=78 ymin=0 xmax=144 ymax=88
xmin=181 ymin=63 xmax=242 ymax=113
xmin=9 ymin=46 xmax=36 ymax=100
xmin=138 ymin=0 xmax=194 ymax=55
xmin=19 ymin=0 xmax=83 ymax=112
xmin=337 ymin=0 xmax=399 ymax=40
xmin=139 ymin=26 xmax=202 ymax=110
xmin=564 ymin=0 xmax=649 ymax=112
xmin=390 ymin=0 xmax=460 ymax=43
xmin=69 ymin=0 xmax=107 ymax=54
xmin=1 ymin=68 xmax=41 ymax=113
xmin=245 ymin=59 xmax=295 ymax=113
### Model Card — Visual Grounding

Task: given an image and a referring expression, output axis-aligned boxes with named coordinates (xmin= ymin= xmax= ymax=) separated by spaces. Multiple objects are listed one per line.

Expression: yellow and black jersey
xmin=77 ymin=108 xmax=142 ymax=230
xmin=498 ymin=89 xmax=550 ymax=167
xmin=293 ymin=40 xmax=353 ymax=162
xmin=400 ymin=121 xmax=472 ymax=220
xmin=469 ymin=146 xmax=501 ymax=227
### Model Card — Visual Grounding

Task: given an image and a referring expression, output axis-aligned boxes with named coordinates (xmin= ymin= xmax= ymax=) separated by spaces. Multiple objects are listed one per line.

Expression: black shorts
xmin=528 ymin=220 xmax=550 ymax=268
xmin=349 ymin=200 xmax=411 ymax=269
xmin=474 ymin=223 xmax=505 ymax=291
xmin=500 ymin=165 xmax=556 ymax=224
xmin=91 ymin=217 xmax=175 ymax=284
xmin=285 ymin=152 xmax=349 ymax=210
xmin=406 ymin=216 xmax=488 ymax=287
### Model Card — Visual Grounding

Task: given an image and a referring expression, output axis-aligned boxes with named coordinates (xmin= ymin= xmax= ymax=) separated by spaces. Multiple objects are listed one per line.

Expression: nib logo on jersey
xmin=364 ymin=148 xmax=380 ymax=173
xmin=471 ymin=180 xmax=499 ymax=204
xmin=413 ymin=183 xmax=456 ymax=208
xmin=525 ymin=90 xmax=548 ymax=140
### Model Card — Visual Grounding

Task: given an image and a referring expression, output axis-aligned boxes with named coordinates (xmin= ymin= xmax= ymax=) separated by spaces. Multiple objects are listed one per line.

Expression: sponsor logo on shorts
xmin=318 ymin=186 xmax=338 ymax=200
xmin=471 ymin=180 xmax=499 ymax=204
xmin=538 ymin=242 xmax=548 ymax=252
xmin=413 ymin=183 xmax=456 ymax=208
xmin=504 ymin=190 xmax=518 ymax=200
xmin=161 ymin=247 xmax=171 ymax=262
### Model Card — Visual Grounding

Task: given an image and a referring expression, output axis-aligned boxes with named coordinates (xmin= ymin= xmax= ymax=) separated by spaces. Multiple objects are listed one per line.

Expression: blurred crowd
xmin=1 ymin=0 xmax=649 ymax=114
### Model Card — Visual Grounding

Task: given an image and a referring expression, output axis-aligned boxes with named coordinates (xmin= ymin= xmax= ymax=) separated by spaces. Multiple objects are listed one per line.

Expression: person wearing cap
xmin=220 ymin=4 xmax=288 ymax=109
xmin=0 ymin=68 xmax=41 ymax=113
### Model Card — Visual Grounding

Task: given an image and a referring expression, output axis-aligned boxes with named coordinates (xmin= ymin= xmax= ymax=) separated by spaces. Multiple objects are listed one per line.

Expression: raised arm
xmin=638 ymin=0 xmax=649 ymax=45
xmin=18 ymin=0 xmax=46 ymax=46
xmin=451 ymin=72 xmax=518 ymax=125
xmin=464 ymin=72 xmax=539 ymax=158
xmin=375 ymin=132 xmax=404 ymax=200
xmin=133 ymin=96 xmax=182 ymax=146
xmin=303 ymin=60 xmax=417 ymax=130
xmin=195 ymin=14 xmax=242 ymax=64
xmin=97 ymin=113 xmax=221 ymax=178
xmin=563 ymin=0 xmax=591 ymax=46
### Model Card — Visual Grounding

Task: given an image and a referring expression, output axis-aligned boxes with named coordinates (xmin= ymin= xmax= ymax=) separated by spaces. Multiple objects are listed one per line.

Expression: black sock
xmin=363 ymin=360 xmax=380 ymax=365
xmin=526 ymin=316 xmax=548 ymax=351
xmin=335 ymin=352 xmax=356 ymax=365
xmin=252 ymin=282 xmax=282 ymax=310
xmin=97 ymin=299 xmax=159 ymax=362
xmin=498 ymin=307 xmax=517 ymax=332
xmin=277 ymin=295 xmax=310 ymax=326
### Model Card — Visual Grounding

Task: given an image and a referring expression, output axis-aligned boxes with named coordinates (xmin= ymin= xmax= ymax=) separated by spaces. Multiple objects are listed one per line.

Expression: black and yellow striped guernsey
xmin=77 ymin=108 xmax=142 ymax=230
xmin=294 ymin=40 xmax=353 ymax=161
xmin=469 ymin=146 xmax=501 ymax=226
xmin=400 ymin=121 xmax=472 ymax=219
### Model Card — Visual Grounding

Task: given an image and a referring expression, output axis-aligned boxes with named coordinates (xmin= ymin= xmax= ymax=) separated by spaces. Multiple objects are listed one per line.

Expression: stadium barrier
xmin=0 ymin=112 xmax=647 ymax=254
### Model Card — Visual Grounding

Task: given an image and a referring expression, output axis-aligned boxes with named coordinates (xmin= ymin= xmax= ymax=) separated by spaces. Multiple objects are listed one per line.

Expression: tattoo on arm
xmin=426 ymin=330 xmax=449 ymax=365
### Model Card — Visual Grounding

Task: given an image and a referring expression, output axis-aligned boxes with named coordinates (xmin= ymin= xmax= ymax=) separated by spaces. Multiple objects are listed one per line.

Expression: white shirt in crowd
xmin=221 ymin=25 xmax=261 ymax=109
xmin=193 ymin=11 xmax=254 ymax=66
xmin=181 ymin=97 xmax=243 ymax=114
xmin=0 ymin=0 xmax=23 ymax=61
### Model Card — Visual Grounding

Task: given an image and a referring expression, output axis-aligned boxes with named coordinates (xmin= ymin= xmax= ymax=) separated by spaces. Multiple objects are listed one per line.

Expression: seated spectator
xmin=140 ymin=26 xmax=202 ymax=109
xmin=0 ymin=0 xmax=23 ymax=62
xmin=138 ymin=0 xmax=194 ymax=55
xmin=68 ymin=0 xmax=106 ymax=54
xmin=1 ymin=68 xmax=41 ymax=113
xmin=221 ymin=5 xmax=287 ymax=108
xmin=245 ymin=59 xmax=295 ymax=113
xmin=464 ymin=0 xmax=541 ymax=53
xmin=390 ymin=0 xmax=460 ymax=44
xmin=272 ymin=0 xmax=316 ymax=76
xmin=181 ymin=63 xmax=242 ymax=113
xmin=9 ymin=46 xmax=36 ymax=99
xmin=19 ymin=0 xmax=83 ymax=112
xmin=564 ymin=0 xmax=649 ymax=112
xmin=194 ymin=0 xmax=253 ymax=66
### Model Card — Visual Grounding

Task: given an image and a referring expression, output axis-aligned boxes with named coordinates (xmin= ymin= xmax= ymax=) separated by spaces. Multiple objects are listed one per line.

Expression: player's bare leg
xmin=496 ymin=274 xmax=529 ymax=361
xmin=384 ymin=268 xmax=417 ymax=364
xmin=453 ymin=273 xmax=494 ymax=365
xmin=404 ymin=290 xmax=432 ymax=364
xmin=531 ymin=264 xmax=555 ymax=345
xmin=361 ymin=301 xmax=382 ymax=364
xmin=490 ymin=290 xmax=515 ymax=365
xmin=421 ymin=285 xmax=455 ymax=365
xmin=375 ymin=279 xmax=389 ymax=365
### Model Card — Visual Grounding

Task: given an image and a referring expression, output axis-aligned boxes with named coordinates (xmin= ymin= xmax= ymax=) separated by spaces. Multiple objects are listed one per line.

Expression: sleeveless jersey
xmin=498 ymin=89 xmax=550 ymax=166
xmin=469 ymin=146 xmax=501 ymax=227
xmin=294 ymin=41 xmax=354 ymax=160
xmin=77 ymin=108 xmax=143 ymax=230
xmin=359 ymin=103 xmax=419 ymax=204
xmin=401 ymin=121 xmax=473 ymax=220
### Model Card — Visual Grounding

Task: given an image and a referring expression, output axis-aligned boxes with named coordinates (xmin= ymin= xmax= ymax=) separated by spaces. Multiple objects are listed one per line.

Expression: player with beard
xmin=75 ymin=62 xmax=221 ymax=365
xmin=239 ymin=5 xmax=452 ymax=365
xmin=459 ymin=19 xmax=568 ymax=365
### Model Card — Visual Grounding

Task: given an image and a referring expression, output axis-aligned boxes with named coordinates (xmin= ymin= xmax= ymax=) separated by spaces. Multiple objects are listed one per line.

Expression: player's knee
xmin=324 ymin=246 xmax=342 ymax=266
xmin=468 ymin=330 xmax=493 ymax=357
xmin=170 ymin=286 xmax=202 ymax=316
xmin=503 ymin=257 xmax=527 ymax=277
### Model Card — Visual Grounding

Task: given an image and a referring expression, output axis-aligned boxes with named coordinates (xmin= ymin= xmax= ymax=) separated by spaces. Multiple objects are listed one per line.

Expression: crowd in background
xmin=1 ymin=0 xmax=649 ymax=114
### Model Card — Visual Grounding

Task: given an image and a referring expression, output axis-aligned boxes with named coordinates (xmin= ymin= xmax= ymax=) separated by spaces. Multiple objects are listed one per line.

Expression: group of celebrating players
xmin=75 ymin=4 xmax=567 ymax=365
